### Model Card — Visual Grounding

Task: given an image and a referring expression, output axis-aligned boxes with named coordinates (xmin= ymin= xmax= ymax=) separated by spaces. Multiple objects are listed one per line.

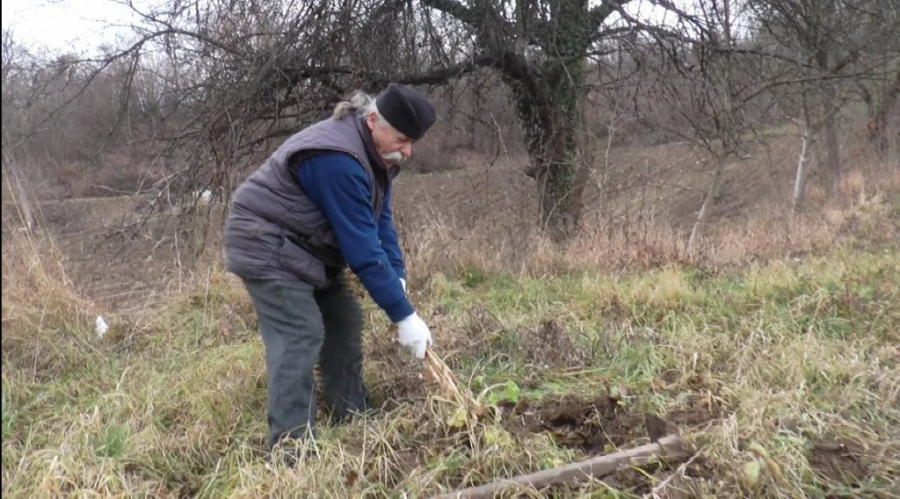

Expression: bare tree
xmin=16 ymin=0 xmax=894 ymax=248
xmin=616 ymin=0 xmax=779 ymax=254
xmin=41 ymin=0 xmax=635 ymax=242
xmin=863 ymin=61 xmax=900 ymax=156
xmin=418 ymin=0 xmax=632 ymax=240
xmin=2 ymin=30 xmax=36 ymax=229
xmin=748 ymin=0 xmax=897 ymax=209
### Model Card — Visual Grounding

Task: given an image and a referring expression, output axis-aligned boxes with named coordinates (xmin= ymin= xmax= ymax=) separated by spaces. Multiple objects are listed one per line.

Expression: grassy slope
xmin=3 ymin=223 xmax=898 ymax=497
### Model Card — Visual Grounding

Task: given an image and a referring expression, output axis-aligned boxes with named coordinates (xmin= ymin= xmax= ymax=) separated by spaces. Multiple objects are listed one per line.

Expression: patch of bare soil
xmin=498 ymin=393 xmax=721 ymax=494
xmin=665 ymin=393 xmax=725 ymax=431
xmin=601 ymin=454 xmax=716 ymax=496
xmin=366 ymin=370 xmax=428 ymax=412
xmin=499 ymin=395 xmax=638 ymax=454
xmin=808 ymin=438 xmax=871 ymax=486
xmin=499 ymin=392 xmax=723 ymax=456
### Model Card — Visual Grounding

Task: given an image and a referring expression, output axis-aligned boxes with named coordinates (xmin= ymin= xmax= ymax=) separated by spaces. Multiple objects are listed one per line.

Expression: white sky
xmin=2 ymin=0 xmax=141 ymax=55
xmin=2 ymin=0 xmax=681 ymax=55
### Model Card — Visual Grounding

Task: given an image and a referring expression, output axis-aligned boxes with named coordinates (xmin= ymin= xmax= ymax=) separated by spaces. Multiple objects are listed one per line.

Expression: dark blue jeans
xmin=242 ymin=276 xmax=370 ymax=449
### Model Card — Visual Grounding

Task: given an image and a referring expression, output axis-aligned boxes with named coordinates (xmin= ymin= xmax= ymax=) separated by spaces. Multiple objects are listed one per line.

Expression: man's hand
xmin=397 ymin=312 xmax=432 ymax=359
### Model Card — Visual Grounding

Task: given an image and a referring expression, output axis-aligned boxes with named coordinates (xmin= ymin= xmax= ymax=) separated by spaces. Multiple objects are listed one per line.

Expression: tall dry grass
xmin=402 ymin=161 xmax=899 ymax=284
xmin=1 ymin=165 xmax=102 ymax=378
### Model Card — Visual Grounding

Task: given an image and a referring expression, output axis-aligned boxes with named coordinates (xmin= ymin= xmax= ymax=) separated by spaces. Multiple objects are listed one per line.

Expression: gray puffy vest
xmin=224 ymin=114 xmax=398 ymax=288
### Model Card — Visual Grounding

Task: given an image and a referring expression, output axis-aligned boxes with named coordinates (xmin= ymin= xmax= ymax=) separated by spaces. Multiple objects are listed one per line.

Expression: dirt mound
xmin=499 ymin=395 xmax=637 ymax=454
xmin=498 ymin=393 xmax=719 ymax=494
xmin=498 ymin=392 xmax=722 ymax=455
xmin=808 ymin=438 xmax=871 ymax=485
xmin=665 ymin=393 xmax=725 ymax=430
xmin=602 ymin=454 xmax=716 ymax=496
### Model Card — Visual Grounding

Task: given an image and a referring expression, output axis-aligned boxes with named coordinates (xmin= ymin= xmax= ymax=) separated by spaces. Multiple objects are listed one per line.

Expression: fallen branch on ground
xmin=433 ymin=435 xmax=688 ymax=499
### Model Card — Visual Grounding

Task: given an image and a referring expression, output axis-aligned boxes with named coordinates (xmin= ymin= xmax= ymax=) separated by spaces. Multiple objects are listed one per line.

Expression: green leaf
xmin=743 ymin=459 xmax=762 ymax=486
xmin=503 ymin=380 xmax=521 ymax=403
xmin=483 ymin=427 xmax=511 ymax=446
xmin=446 ymin=407 xmax=468 ymax=428
xmin=539 ymin=456 xmax=564 ymax=469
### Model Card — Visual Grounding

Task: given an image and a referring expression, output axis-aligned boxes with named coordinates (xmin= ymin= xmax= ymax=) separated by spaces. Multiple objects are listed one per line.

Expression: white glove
xmin=399 ymin=278 xmax=407 ymax=295
xmin=397 ymin=312 xmax=432 ymax=359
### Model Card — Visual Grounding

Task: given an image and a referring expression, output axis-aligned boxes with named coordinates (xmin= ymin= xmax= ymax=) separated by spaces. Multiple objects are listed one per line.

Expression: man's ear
xmin=365 ymin=111 xmax=378 ymax=131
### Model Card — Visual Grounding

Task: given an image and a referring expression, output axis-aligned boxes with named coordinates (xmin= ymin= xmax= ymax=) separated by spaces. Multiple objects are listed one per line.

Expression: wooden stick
xmin=432 ymin=435 xmax=687 ymax=499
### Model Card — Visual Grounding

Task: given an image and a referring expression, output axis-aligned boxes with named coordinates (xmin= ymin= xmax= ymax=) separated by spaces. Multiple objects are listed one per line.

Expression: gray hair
xmin=332 ymin=90 xmax=381 ymax=120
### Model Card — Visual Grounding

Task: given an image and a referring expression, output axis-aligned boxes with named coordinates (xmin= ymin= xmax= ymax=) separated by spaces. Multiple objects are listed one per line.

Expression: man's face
xmin=366 ymin=111 xmax=414 ymax=167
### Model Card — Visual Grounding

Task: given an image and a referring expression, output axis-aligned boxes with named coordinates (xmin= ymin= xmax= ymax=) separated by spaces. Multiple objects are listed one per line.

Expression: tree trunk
xmin=821 ymin=84 xmax=841 ymax=195
xmin=535 ymin=149 xmax=580 ymax=241
xmin=494 ymin=0 xmax=595 ymax=243
xmin=823 ymin=115 xmax=840 ymax=194
xmin=688 ymin=151 xmax=727 ymax=254
xmin=511 ymin=65 xmax=588 ymax=242
xmin=570 ymin=1 xmax=596 ymax=229
xmin=792 ymin=120 xmax=816 ymax=212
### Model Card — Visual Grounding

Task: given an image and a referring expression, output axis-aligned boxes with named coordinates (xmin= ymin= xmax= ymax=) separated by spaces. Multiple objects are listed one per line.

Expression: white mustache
xmin=382 ymin=151 xmax=407 ymax=163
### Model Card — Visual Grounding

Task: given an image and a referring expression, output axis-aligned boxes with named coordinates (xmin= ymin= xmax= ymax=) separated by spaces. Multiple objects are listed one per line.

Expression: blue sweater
xmin=295 ymin=152 xmax=413 ymax=323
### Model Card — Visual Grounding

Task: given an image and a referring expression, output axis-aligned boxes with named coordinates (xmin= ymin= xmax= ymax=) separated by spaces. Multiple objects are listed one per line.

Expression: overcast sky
xmin=2 ymin=0 xmax=142 ymax=54
xmin=3 ymin=0 xmax=684 ymax=55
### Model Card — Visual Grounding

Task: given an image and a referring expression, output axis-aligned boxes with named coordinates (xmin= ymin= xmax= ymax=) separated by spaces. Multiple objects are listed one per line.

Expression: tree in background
xmin=748 ymin=0 xmax=898 ymax=210
xmin=35 ymin=0 xmax=633 ymax=241
xmin=616 ymin=0 xmax=780 ymax=253
xmin=419 ymin=0 xmax=631 ymax=240
xmin=3 ymin=0 xmax=898 ymax=244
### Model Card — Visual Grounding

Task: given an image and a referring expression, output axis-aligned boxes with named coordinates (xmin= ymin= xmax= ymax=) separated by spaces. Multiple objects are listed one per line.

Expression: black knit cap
xmin=375 ymin=83 xmax=436 ymax=141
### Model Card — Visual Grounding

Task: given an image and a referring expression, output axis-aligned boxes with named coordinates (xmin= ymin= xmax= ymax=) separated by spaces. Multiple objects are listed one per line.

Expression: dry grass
xmin=401 ymin=161 xmax=899 ymax=282
xmin=1 ymin=213 xmax=100 ymax=381
xmin=2 ymin=162 xmax=899 ymax=497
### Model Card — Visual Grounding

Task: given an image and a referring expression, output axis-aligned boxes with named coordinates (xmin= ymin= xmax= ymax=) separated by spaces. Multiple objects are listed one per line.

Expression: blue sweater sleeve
xmin=295 ymin=152 xmax=414 ymax=323
xmin=378 ymin=187 xmax=406 ymax=280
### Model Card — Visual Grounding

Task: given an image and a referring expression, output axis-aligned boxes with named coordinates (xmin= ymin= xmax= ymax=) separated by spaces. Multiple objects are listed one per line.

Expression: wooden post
xmin=432 ymin=435 xmax=687 ymax=499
